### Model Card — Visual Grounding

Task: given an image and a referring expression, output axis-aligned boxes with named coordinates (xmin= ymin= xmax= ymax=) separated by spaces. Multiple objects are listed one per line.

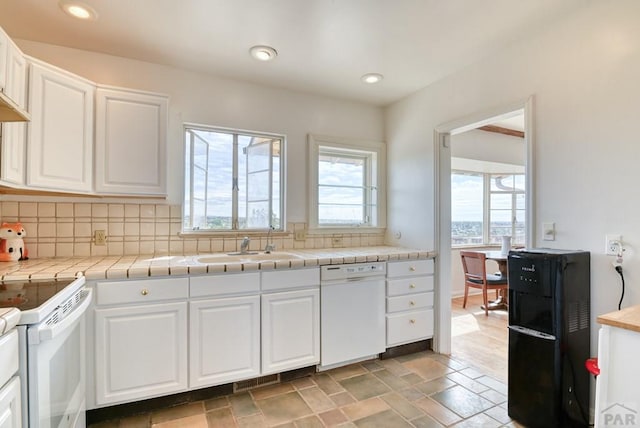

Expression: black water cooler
xmin=507 ymin=249 xmax=590 ymax=428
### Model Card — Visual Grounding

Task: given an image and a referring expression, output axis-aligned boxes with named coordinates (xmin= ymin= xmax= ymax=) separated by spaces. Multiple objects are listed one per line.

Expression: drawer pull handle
xmin=409 ymin=284 xmax=416 ymax=289
xmin=410 ymin=319 xmax=416 ymax=324
xmin=409 ymin=267 xmax=416 ymax=272
xmin=141 ymin=289 xmax=149 ymax=296
xmin=409 ymin=301 xmax=415 ymax=306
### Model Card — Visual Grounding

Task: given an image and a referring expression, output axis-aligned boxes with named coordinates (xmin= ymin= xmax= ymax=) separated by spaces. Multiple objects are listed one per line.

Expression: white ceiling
xmin=0 ymin=0 xmax=586 ymax=106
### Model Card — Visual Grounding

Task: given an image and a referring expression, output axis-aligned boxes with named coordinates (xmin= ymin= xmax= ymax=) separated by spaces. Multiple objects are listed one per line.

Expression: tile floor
xmin=89 ymin=350 xmax=524 ymax=427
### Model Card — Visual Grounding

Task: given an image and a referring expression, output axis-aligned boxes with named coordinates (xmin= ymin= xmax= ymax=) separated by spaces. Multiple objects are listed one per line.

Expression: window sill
xmin=178 ymin=230 xmax=289 ymax=238
xmin=307 ymin=226 xmax=386 ymax=235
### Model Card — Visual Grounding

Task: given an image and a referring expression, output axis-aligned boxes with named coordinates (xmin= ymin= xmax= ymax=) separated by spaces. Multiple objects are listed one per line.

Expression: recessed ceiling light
xmin=361 ymin=73 xmax=384 ymax=84
xmin=249 ymin=45 xmax=278 ymax=62
xmin=59 ymin=1 xmax=98 ymax=20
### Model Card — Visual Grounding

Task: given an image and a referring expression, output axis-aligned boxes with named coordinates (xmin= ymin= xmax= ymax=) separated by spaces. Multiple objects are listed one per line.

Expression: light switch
xmin=542 ymin=222 xmax=555 ymax=241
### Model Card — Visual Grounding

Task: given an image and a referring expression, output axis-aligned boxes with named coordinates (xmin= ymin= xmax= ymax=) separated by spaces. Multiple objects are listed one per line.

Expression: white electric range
xmin=0 ymin=275 xmax=92 ymax=428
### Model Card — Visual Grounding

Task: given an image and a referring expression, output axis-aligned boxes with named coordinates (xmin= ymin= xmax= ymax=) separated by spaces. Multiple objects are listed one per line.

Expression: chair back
xmin=460 ymin=251 xmax=488 ymax=285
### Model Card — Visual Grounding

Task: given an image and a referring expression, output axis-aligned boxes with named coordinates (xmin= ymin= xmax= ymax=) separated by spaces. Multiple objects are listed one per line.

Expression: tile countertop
xmin=0 ymin=246 xmax=435 ymax=282
xmin=597 ymin=304 xmax=640 ymax=333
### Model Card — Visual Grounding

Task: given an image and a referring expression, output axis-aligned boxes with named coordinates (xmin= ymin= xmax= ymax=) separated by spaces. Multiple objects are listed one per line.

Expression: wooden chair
xmin=460 ymin=251 xmax=508 ymax=316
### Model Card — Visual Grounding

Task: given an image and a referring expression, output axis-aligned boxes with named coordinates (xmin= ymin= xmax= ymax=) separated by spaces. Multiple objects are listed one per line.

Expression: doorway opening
xmin=432 ymin=98 xmax=534 ymax=380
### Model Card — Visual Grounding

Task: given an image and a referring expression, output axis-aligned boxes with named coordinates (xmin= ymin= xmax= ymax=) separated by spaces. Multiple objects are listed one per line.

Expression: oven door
xmin=27 ymin=288 xmax=92 ymax=428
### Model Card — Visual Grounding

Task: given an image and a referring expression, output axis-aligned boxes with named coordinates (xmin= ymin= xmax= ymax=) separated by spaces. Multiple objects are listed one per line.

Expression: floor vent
xmin=233 ymin=374 xmax=280 ymax=393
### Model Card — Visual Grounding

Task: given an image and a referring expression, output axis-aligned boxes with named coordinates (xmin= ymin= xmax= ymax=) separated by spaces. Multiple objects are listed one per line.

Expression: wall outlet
xmin=542 ymin=222 xmax=555 ymax=241
xmin=94 ymin=230 xmax=107 ymax=246
xmin=605 ymin=234 xmax=622 ymax=256
xmin=294 ymin=230 xmax=306 ymax=241
xmin=331 ymin=237 xmax=343 ymax=247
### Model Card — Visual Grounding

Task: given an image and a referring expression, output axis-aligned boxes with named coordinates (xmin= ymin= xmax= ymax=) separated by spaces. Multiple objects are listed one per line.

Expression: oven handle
xmin=33 ymin=288 xmax=93 ymax=343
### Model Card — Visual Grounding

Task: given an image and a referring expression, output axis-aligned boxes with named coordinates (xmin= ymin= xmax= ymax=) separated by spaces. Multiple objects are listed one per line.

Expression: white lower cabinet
xmin=0 ymin=377 xmax=20 ymax=428
xmin=189 ymin=295 xmax=260 ymax=388
xmin=261 ymin=288 xmax=320 ymax=374
xmin=386 ymin=260 xmax=435 ymax=347
xmin=94 ymin=279 xmax=189 ymax=407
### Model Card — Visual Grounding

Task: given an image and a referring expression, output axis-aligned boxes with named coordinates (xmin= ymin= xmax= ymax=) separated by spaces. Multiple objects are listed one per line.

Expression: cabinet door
xmin=95 ymin=87 xmax=168 ymax=195
xmin=0 ymin=377 xmax=20 ymax=428
xmin=190 ymin=295 xmax=260 ymax=388
xmin=262 ymin=288 xmax=320 ymax=374
xmin=1 ymin=41 xmax=28 ymax=185
xmin=27 ymin=61 xmax=94 ymax=192
xmin=0 ymin=29 xmax=7 ymax=90
xmin=95 ymin=302 xmax=188 ymax=406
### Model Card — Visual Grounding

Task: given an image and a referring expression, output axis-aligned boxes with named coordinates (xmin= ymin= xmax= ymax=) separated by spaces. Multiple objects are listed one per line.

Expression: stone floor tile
xmin=229 ymin=391 xmax=260 ymax=417
xmin=151 ymin=413 xmax=208 ymax=428
xmin=480 ymin=388 xmax=507 ymax=405
xmin=377 ymin=358 xmax=412 ymax=377
xmin=373 ymin=369 xmax=411 ymax=390
xmin=251 ymin=382 xmax=296 ymax=400
xmin=341 ymin=397 xmax=390 ymax=421
xmin=315 ymin=373 xmax=345 ymax=395
xmin=256 ymin=391 xmax=313 ymax=426
xmin=236 ymin=413 xmax=268 ymax=428
xmin=380 ymin=392 xmax=424 ymax=420
xmin=483 ymin=405 xmax=512 ymax=424
xmin=353 ymin=409 xmax=413 ymax=427
xmin=429 ymin=354 xmax=468 ymax=371
xmin=361 ymin=360 xmax=384 ymax=372
xmin=431 ymin=385 xmax=494 ymax=419
xmin=339 ymin=373 xmax=391 ymax=401
xmin=394 ymin=350 xmax=434 ymax=363
xmin=475 ymin=375 xmax=508 ymax=395
xmin=400 ymin=372 xmax=424 ymax=385
xmin=397 ymin=386 xmax=426 ymax=402
xmin=328 ymin=363 xmax=368 ymax=381
xmin=150 ymin=402 xmax=204 ymax=424
xmin=459 ymin=367 xmax=484 ymax=379
xmin=413 ymin=397 xmax=462 ymax=426
xmin=446 ymin=372 xmax=490 ymax=394
xmin=204 ymin=396 xmax=230 ymax=411
xmin=402 ymin=357 xmax=454 ymax=382
xmin=293 ymin=415 xmax=325 ymax=428
xmin=292 ymin=376 xmax=316 ymax=390
xmin=410 ymin=414 xmax=445 ymax=428
xmin=330 ymin=391 xmax=356 ymax=407
xmin=206 ymin=407 xmax=237 ymax=427
xmin=299 ymin=386 xmax=336 ymax=413
xmin=414 ymin=376 xmax=456 ymax=396
xmin=318 ymin=409 xmax=348 ymax=427
xmin=450 ymin=412 xmax=502 ymax=427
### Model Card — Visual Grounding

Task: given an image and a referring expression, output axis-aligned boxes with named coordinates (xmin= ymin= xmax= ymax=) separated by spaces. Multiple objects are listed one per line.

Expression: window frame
xmin=182 ymin=123 xmax=286 ymax=234
xmin=308 ymin=134 xmax=386 ymax=233
xmin=451 ymin=169 xmax=525 ymax=248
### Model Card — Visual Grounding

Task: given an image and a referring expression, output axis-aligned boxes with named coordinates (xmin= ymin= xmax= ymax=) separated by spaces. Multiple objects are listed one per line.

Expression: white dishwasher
xmin=320 ymin=262 xmax=386 ymax=370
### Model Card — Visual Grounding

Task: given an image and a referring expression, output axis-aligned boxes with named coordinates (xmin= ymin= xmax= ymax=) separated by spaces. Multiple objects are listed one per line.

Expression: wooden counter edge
xmin=597 ymin=304 xmax=640 ymax=333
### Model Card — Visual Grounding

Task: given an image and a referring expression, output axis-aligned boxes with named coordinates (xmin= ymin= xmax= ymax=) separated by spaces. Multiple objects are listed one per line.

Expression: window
xmin=451 ymin=171 xmax=525 ymax=246
xmin=183 ymin=125 xmax=284 ymax=232
xmin=308 ymin=134 xmax=385 ymax=230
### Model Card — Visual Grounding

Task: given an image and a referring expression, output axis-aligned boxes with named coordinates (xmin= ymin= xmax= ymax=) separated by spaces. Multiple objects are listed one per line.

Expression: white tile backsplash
xmin=0 ymin=201 xmax=385 ymax=258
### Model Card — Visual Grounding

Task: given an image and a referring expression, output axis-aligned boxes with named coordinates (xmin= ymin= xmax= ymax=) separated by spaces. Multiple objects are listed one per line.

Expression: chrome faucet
xmin=264 ymin=226 xmax=276 ymax=253
xmin=240 ymin=236 xmax=251 ymax=254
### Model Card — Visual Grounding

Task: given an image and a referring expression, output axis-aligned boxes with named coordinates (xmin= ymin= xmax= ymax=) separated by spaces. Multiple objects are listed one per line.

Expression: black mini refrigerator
xmin=507 ymin=249 xmax=590 ymax=428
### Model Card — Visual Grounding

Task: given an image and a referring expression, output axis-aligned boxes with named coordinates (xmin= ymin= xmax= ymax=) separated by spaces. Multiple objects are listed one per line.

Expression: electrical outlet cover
xmin=605 ymin=234 xmax=621 ymax=255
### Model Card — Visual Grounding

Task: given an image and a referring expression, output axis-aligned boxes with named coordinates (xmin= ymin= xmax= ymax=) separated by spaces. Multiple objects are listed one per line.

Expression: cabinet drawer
xmin=97 ymin=277 xmax=189 ymax=306
xmin=387 ymin=276 xmax=433 ymax=296
xmin=262 ymin=268 xmax=319 ymax=291
xmin=387 ymin=260 xmax=433 ymax=278
xmin=386 ymin=309 xmax=434 ymax=347
xmin=190 ymin=273 xmax=260 ymax=298
xmin=387 ymin=292 xmax=433 ymax=313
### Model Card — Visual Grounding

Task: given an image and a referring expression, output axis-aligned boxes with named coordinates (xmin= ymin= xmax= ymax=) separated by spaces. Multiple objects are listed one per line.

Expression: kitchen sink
xmin=196 ymin=252 xmax=303 ymax=264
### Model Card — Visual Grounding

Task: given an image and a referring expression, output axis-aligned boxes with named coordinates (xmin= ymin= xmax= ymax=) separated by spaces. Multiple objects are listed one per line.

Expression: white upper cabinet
xmin=27 ymin=59 xmax=94 ymax=193
xmin=95 ymin=86 xmax=168 ymax=196
xmin=0 ymin=28 xmax=7 ymax=91
xmin=1 ymin=39 xmax=28 ymax=185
